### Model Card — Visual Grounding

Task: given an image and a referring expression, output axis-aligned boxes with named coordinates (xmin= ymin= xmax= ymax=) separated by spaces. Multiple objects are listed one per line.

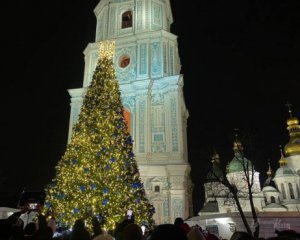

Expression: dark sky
xmin=1 ymin=0 xmax=300 ymax=215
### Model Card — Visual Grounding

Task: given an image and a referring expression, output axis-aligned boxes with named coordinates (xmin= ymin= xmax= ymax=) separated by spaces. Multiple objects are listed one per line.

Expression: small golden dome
xmin=284 ymin=103 xmax=300 ymax=157
xmin=287 ymin=117 xmax=299 ymax=126
xmin=266 ymin=162 xmax=272 ymax=177
xmin=233 ymin=140 xmax=243 ymax=153
xmin=284 ymin=142 xmax=300 ymax=157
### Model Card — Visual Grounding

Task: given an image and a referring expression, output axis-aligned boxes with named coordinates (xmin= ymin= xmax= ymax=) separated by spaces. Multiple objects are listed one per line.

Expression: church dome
xmin=274 ymin=165 xmax=297 ymax=178
xmin=284 ymin=105 xmax=300 ymax=157
xmin=287 ymin=117 xmax=299 ymax=126
xmin=227 ymin=153 xmax=253 ymax=173
xmin=262 ymin=185 xmax=278 ymax=193
xmin=284 ymin=141 xmax=300 ymax=157
xmin=227 ymin=138 xmax=253 ymax=173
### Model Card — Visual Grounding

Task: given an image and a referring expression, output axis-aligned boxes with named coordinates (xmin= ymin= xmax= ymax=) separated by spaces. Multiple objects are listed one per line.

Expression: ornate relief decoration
xmin=151 ymin=93 xmax=164 ymax=105
xmin=139 ymin=43 xmax=147 ymax=75
xmin=136 ymin=1 xmax=143 ymax=31
xmin=122 ymin=96 xmax=136 ymax=111
xmin=115 ymin=47 xmax=136 ymax=83
xmin=151 ymin=42 xmax=162 ymax=77
xmin=71 ymin=105 xmax=81 ymax=126
xmin=109 ymin=6 xmax=116 ymax=37
xmin=138 ymin=99 xmax=145 ymax=153
xmin=170 ymin=176 xmax=185 ymax=189
xmin=163 ymin=42 xmax=167 ymax=74
xmin=152 ymin=2 xmax=162 ymax=28
xmin=151 ymin=93 xmax=166 ymax=152
xmin=169 ymin=45 xmax=174 ymax=75
xmin=172 ymin=197 xmax=183 ymax=219
xmin=96 ymin=13 xmax=104 ymax=41
xmin=171 ymin=98 xmax=179 ymax=151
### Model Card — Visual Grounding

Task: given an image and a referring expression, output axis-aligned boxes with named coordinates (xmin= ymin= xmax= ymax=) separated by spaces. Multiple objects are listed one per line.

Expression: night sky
xmin=1 ymin=0 xmax=300 ymax=215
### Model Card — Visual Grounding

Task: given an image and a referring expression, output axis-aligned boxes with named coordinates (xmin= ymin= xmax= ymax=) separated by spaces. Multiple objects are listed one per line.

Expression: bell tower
xmin=68 ymin=0 xmax=191 ymax=224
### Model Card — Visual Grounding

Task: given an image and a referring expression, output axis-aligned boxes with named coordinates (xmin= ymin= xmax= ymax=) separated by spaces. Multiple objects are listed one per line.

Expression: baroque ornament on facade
xmin=68 ymin=0 xmax=191 ymax=225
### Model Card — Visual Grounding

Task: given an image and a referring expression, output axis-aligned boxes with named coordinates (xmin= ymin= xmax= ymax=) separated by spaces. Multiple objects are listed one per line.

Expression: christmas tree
xmin=44 ymin=41 xmax=154 ymax=230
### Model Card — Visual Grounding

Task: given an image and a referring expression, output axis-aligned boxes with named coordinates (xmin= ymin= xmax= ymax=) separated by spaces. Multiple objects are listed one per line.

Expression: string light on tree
xmin=44 ymin=40 xmax=154 ymax=231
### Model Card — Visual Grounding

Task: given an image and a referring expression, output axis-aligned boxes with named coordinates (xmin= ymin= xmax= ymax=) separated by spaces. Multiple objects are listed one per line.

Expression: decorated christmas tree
xmin=44 ymin=41 xmax=154 ymax=230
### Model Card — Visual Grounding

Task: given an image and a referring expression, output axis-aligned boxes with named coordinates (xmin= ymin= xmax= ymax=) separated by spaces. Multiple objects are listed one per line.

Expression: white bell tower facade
xmin=68 ymin=0 xmax=191 ymax=225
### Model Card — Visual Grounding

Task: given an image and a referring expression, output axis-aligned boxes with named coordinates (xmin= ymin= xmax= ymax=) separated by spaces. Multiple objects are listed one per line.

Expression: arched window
xmin=281 ymin=183 xmax=286 ymax=199
xmin=154 ymin=186 xmax=160 ymax=192
xmin=123 ymin=108 xmax=131 ymax=134
xmin=270 ymin=196 xmax=275 ymax=203
xmin=289 ymin=183 xmax=295 ymax=199
xmin=122 ymin=11 xmax=132 ymax=29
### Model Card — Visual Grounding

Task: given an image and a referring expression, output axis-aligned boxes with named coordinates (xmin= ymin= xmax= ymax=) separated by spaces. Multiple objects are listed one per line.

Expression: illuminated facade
xmin=193 ymin=109 xmax=300 ymax=238
xmin=200 ymin=109 xmax=300 ymax=215
xmin=67 ymin=0 xmax=191 ymax=225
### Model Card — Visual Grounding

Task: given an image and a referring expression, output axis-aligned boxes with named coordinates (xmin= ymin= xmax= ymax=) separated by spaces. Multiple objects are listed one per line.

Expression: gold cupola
xmin=233 ymin=133 xmax=244 ymax=154
xmin=266 ymin=161 xmax=272 ymax=177
xmin=278 ymin=148 xmax=287 ymax=167
xmin=284 ymin=103 xmax=300 ymax=157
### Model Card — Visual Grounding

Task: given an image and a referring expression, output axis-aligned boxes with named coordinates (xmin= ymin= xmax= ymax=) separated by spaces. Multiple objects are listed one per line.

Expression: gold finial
xmin=99 ymin=40 xmax=115 ymax=60
xmin=266 ymin=160 xmax=272 ymax=177
xmin=233 ymin=129 xmax=243 ymax=153
xmin=285 ymin=102 xmax=293 ymax=118
xmin=278 ymin=145 xmax=287 ymax=167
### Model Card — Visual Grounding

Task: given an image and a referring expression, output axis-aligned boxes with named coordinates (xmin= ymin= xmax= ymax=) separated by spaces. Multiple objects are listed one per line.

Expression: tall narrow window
xmin=154 ymin=186 xmax=160 ymax=192
xmin=122 ymin=11 xmax=132 ymax=29
xmin=289 ymin=183 xmax=295 ymax=199
xmin=270 ymin=196 xmax=275 ymax=203
xmin=123 ymin=108 xmax=131 ymax=134
xmin=281 ymin=183 xmax=286 ymax=199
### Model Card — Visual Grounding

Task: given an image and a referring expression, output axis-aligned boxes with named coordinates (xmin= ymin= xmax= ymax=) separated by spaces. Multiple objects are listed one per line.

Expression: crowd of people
xmin=0 ymin=205 xmax=300 ymax=240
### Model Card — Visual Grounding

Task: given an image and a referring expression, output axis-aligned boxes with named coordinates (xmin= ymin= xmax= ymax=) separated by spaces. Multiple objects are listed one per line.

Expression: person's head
xmin=123 ymin=223 xmax=143 ymax=240
xmin=73 ymin=219 xmax=85 ymax=232
xmin=150 ymin=224 xmax=188 ymax=240
xmin=187 ymin=227 xmax=206 ymax=240
xmin=92 ymin=216 xmax=102 ymax=236
xmin=174 ymin=217 xmax=184 ymax=226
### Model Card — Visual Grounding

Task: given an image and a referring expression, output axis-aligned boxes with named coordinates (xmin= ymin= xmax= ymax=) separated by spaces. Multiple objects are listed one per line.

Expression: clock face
xmin=119 ymin=54 xmax=130 ymax=68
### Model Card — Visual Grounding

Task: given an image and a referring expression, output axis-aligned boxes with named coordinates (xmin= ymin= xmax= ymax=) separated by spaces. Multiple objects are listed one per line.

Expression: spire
xmin=233 ymin=129 xmax=244 ymax=154
xmin=286 ymin=102 xmax=293 ymax=118
xmin=278 ymin=146 xmax=287 ymax=167
xmin=266 ymin=160 xmax=272 ymax=177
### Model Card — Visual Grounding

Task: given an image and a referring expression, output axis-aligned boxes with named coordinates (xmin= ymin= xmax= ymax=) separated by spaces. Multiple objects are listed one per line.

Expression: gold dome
xmin=287 ymin=117 xmax=299 ymax=126
xmin=284 ymin=104 xmax=300 ymax=157
xmin=284 ymin=142 xmax=300 ymax=157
